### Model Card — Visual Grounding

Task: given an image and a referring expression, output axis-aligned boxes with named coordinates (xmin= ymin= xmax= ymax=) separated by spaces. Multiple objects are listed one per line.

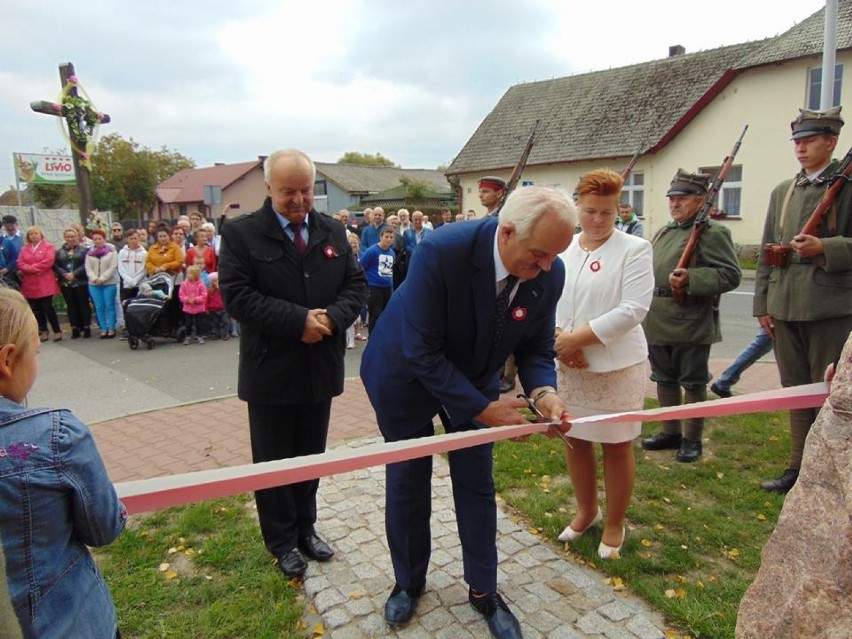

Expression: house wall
xmin=455 ymin=51 xmax=851 ymax=247
xmin=325 ymin=182 xmax=361 ymax=212
xmin=218 ymin=168 xmax=266 ymax=219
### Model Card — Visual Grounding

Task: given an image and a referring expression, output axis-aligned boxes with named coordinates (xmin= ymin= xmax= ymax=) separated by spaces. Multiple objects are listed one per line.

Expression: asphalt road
xmin=30 ymin=275 xmax=766 ymax=425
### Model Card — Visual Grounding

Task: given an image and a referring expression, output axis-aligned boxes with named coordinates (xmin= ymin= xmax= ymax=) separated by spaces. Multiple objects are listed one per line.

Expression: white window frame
xmin=699 ymin=165 xmax=742 ymax=218
xmin=807 ymin=64 xmax=843 ymax=110
xmin=620 ymin=171 xmax=645 ymax=217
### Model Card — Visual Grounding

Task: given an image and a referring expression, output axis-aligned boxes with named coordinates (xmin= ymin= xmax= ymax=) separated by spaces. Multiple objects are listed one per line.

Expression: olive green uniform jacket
xmin=754 ymin=160 xmax=852 ymax=321
xmin=643 ymin=218 xmax=741 ymax=345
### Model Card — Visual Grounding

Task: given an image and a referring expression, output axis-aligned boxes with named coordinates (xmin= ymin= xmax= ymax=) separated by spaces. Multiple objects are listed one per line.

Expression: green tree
xmin=337 ymin=151 xmax=398 ymax=167
xmin=90 ymin=133 xmax=195 ymax=217
xmin=29 ymin=183 xmax=78 ymax=208
xmin=399 ymin=175 xmax=430 ymax=203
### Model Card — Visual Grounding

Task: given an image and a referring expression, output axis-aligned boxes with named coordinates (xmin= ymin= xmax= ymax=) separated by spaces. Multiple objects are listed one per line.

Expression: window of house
xmin=620 ymin=171 xmax=644 ymax=216
xmin=807 ymin=64 xmax=843 ymax=110
xmin=699 ymin=165 xmax=742 ymax=218
xmin=314 ymin=179 xmax=327 ymax=196
xmin=179 ymin=205 xmax=187 ymax=216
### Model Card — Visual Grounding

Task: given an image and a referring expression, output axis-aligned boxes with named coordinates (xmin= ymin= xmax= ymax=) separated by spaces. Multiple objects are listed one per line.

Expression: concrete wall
xmin=454 ymin=51 xmax=851 ymax=247
xmin=0 ymin=206 xmax=114 ymax=246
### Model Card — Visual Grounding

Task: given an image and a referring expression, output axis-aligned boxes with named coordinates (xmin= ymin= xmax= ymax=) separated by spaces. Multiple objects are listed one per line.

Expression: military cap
xmin=1 ymin=214 xmax=17 ymax=224
xmin=478 ymin=176 xmax=506 ymax=191
xmin=791 ymin=106 xmax=844 ymax=140
xmin=666 ymin=169 xmax=710 ymax=197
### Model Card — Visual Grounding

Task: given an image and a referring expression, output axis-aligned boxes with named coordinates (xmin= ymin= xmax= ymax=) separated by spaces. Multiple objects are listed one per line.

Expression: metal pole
xmin=820 ymin=0 xmax=838 ymax=110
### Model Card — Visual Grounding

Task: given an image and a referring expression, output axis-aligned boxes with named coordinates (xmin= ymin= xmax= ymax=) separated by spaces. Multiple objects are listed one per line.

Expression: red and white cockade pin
xmin=511 ymin=306 xmax=527 ymax=321
xmin=323 ymin=245 xmax=337 ymax=258
xmin=590 ymin=259 xmax=601 ymax=272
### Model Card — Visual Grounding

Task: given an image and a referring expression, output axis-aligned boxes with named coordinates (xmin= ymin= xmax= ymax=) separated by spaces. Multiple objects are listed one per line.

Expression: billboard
xmin=13 ymin=153 xmax=76 ymax=184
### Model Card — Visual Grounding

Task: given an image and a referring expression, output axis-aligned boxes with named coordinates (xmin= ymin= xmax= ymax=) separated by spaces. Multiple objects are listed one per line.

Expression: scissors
xmin=517 ymin=394 xmax=572 ymax=448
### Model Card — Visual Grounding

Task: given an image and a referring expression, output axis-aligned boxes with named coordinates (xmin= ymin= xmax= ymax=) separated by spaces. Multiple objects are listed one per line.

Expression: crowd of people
xmin=0 ymin=104 xmax=849 ymax=638
xmin=0 ymin=211 xmax=234 ymax=345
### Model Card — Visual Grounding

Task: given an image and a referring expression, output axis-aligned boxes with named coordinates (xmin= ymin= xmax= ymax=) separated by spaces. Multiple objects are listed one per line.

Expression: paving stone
xmin=598 ymin=600 xmax=636 ymax=622
xmin=626 ymin=616 xmax=667 ymax=639
xmin=525 ymin=609 xmax=563 ymax=634
xmin=314 ymin=588 xmax=348 ymax=614
xmin=577 ymin=611 xmax=612 ymax=635
xmin=344 ymin=596 xmax=375 ymax=618
xmin=524 ymin=580 xmax=563 ymax=603
xmin=323 ymin=606 xmax=353 ymax=629
xmin=548 ymin=625 xmax=585 ymax=639
xmin=419 ymin=606 xmax=455 ymax=632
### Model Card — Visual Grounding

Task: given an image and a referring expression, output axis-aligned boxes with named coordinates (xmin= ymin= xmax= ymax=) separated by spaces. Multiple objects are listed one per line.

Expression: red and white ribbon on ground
xmin=115 ymin=382 xmax=828 ymax=515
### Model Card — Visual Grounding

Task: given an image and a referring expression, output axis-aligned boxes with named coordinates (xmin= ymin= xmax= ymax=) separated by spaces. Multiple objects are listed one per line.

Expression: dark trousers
xmin=367 ymin=285 xmax=392 ymax=335
xmin=61 ymin=286 xmax=91 ymax=331
xmin=383 ymin=419 xmax=498 ymax=593
xmin=248 ymin=400 xmax=332 ymax=557
xmin=28 ymin=295 xmax=61 ymax=333
xmin=119 ymin=286 xmax=138 ymax=302
xmin=183 ymin=312 xmax=207 ymax=338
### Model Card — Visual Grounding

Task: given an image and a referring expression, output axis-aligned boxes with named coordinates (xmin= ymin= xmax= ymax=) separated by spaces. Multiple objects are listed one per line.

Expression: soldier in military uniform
xmin=479 ymin=176 xmax=506 ymax=217
xmin=641 ymin=170 xmax=741 ymax=462
xmin=754 ymin=106 xmax=852 ymax=493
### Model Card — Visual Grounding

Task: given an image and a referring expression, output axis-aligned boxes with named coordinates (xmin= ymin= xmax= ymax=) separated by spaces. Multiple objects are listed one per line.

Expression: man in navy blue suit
xmin=401 ymin=209 xmax=430 ymax=255
xmin=360 ymin=187 xmax=575 ymax=639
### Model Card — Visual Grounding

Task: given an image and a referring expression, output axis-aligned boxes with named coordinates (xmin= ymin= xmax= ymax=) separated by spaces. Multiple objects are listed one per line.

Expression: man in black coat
xmin=219 ymin=149 xmax=367 ymax=579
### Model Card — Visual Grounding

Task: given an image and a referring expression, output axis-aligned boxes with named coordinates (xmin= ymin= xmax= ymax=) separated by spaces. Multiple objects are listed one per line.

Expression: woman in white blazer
xmin=554 ymin=169 xmax=654 ymax=560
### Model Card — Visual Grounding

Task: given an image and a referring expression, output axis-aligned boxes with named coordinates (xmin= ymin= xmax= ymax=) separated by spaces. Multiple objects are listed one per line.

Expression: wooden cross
xmin=30 ymin=62 xmax=111 ymax=227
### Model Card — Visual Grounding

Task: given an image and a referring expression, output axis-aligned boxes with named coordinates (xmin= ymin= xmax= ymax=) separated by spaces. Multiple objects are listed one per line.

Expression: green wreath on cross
xmin=56 ymin=76 xmax=104 ymax=170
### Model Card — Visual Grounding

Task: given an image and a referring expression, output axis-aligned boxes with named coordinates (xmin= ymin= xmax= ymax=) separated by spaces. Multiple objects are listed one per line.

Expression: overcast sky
xmin=0 ymin=0 xmax=830 ymax=190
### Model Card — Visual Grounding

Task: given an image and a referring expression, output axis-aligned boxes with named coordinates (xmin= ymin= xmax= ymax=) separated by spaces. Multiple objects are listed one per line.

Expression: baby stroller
xmin=124 ymin=273 xmax=185 ymax=350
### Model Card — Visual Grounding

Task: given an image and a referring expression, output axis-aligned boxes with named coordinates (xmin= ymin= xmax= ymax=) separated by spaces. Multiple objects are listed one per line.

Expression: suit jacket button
xmin=304 ymin=273 xmax=310 ymax=278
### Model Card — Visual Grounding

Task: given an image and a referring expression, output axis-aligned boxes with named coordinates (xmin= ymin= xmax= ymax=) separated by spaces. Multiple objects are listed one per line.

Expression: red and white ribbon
xmin=116 ymin=383 xmax=828 ymax=515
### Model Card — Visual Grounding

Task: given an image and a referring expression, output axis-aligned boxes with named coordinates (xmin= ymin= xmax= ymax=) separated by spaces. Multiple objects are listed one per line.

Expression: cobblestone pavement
xmin=92 ymin=361 xmax=782 ymax=638
xmin=298 ymin=437 xmax=668 ymax=639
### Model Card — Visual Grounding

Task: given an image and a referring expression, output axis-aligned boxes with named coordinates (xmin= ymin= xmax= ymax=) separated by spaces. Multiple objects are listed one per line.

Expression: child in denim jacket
xmin=0 ymin=286 xmax=126 ymax=638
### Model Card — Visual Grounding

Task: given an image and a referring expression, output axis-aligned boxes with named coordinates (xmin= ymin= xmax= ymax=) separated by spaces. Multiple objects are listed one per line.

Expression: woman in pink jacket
xmin=17 ymin=225 xmax=62 ymax=342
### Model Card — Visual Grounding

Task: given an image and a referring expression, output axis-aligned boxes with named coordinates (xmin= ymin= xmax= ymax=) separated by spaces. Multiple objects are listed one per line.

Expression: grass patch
xmin=94 ymin=495 xmax=307 ymax=638
xmin=738 ymin=258 xmax=757 ymax=271
xmin=493 ymin=404 xmax=789 ymax=638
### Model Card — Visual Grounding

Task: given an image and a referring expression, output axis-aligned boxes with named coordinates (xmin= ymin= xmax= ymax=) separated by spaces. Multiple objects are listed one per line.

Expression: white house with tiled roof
xmin=447 ymin=1 xmax=851 ymax=248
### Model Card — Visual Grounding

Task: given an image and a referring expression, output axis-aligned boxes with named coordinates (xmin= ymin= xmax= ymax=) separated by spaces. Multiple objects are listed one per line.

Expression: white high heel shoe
xmin=597 ymin=527 xmax=626 ymax=559
xmin=558 ymin=509 xmax=603 ymax=542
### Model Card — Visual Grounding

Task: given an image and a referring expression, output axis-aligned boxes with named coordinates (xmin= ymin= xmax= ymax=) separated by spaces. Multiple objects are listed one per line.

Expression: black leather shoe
xmin=710 ymin=382 xmax=732 ymax=398
xmin=499 ymin=377 xmax=516 ymax=394
xmin=276 ymin=549 xmax=307 ymax=578
xmin=676 ymin=438 xmax=702 ymax=463
xmin=641 ymin=432 xmax=682 ymax=451
xmin=384 ymin=584 xmax=423 ymax=627
xmin=761 ymin=468 xmax=799 ymax=493
xmin=298 ymin=533 xmax=334 ymax=561
xmin=469 ymin=589 xmax=523 ymax=639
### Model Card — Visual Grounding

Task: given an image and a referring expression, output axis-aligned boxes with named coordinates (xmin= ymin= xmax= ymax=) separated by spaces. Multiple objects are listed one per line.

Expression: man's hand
xmin=669 ymin=268 xmax=689 ymax=289
xmin=302 ymin=308 xmax=333 ymax=344
xmin=64 ymin=272 xmax=74 ymax=282
xmin=790 ymin=233 xmax=824 ymax=258
xmin=758 ymin=314 xmax=776 ymax=340
xmin=316 ymin=312 xmax=335 ymax=332
xmin=475 ymin=396 xmax=530 ymax=427
xmin=535 ymin=392 xmax=572 ymax=438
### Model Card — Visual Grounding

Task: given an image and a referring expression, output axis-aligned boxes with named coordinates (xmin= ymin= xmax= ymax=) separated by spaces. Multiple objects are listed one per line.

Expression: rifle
xmin=620 ymin=141 xmax=644 ymax=182
xmin=493 ymin=119 xmax=540 ymax=215
xmin=764 ymin=145 xmax=852 ymax=267
xmin=672 ymin=125 xmax=748 ymax=304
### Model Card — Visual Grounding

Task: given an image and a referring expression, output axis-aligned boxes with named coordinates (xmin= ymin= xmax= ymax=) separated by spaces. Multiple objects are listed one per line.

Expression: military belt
xmin=788 ymin=253 xmax=813 ymax=265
